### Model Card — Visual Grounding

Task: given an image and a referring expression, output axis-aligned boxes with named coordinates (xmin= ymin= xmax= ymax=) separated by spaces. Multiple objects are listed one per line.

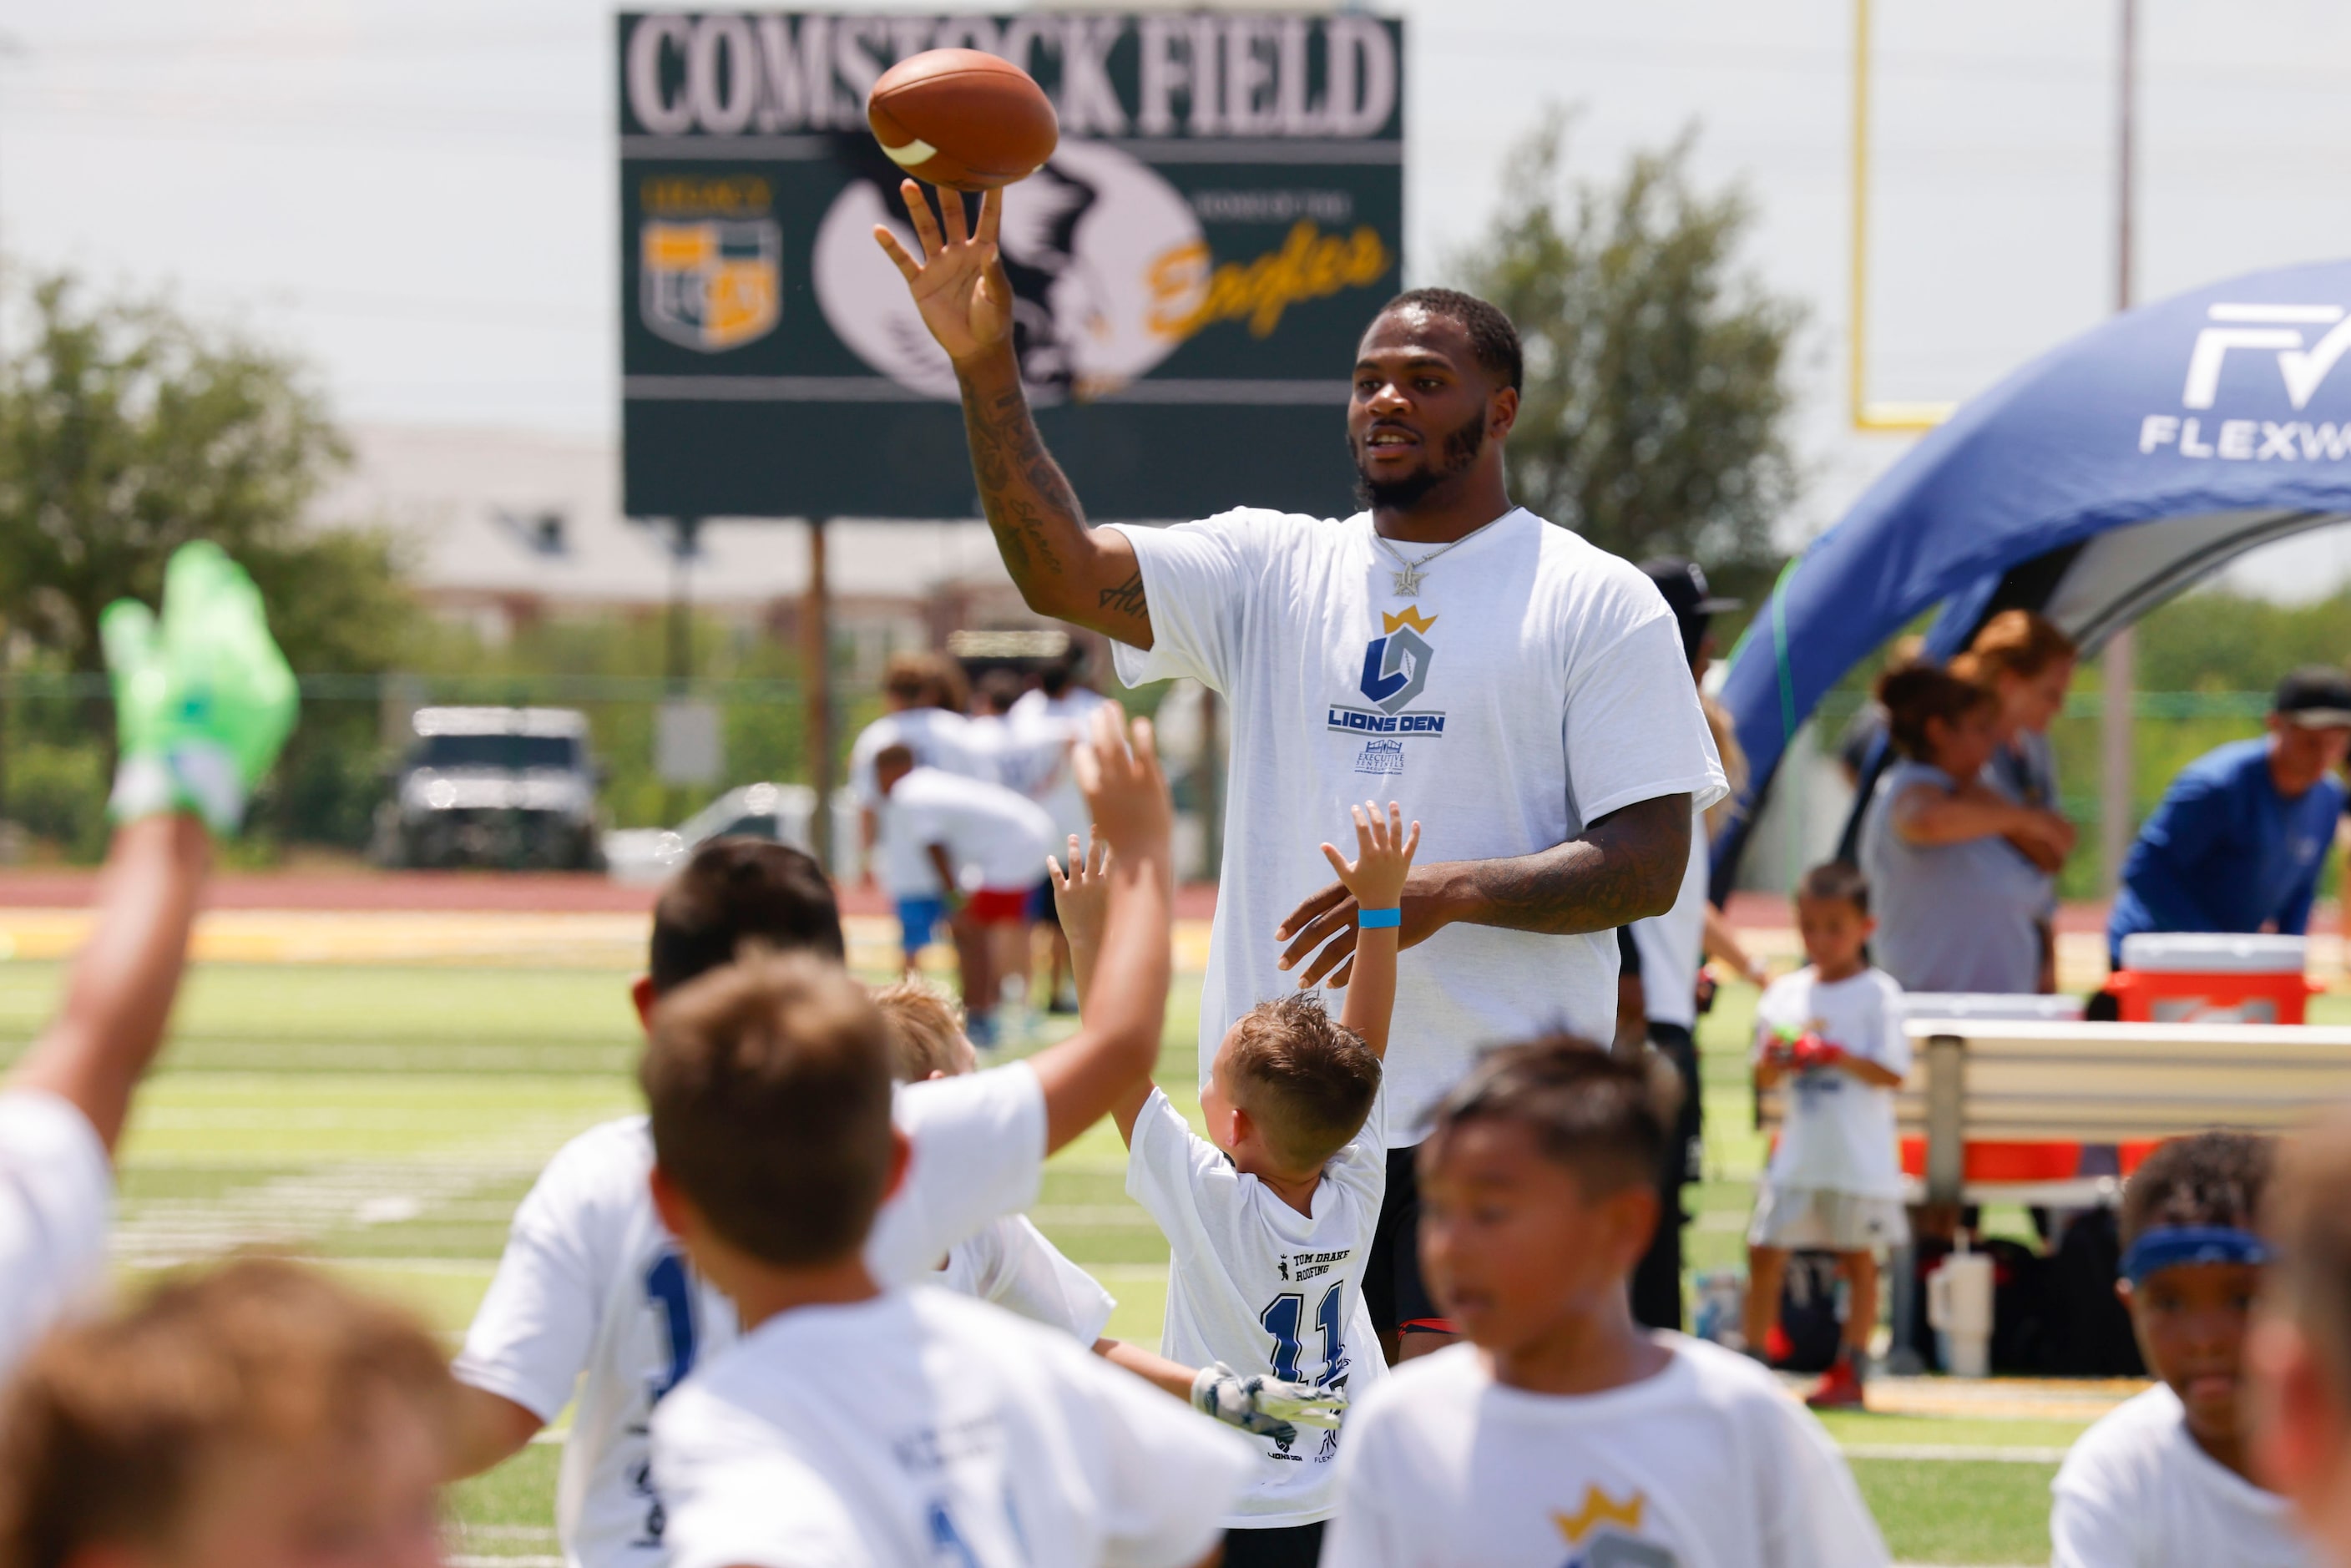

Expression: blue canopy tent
xmin=1714 ymin=256 xmax=2351 ymax=895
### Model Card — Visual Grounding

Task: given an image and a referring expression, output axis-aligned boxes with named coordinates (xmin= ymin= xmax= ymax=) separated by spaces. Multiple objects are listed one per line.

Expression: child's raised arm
xmin=1320 ymin=802 xmax=1418 ymax=1062
xmin=1024 ymin=706 xmax=1173 ymax=1155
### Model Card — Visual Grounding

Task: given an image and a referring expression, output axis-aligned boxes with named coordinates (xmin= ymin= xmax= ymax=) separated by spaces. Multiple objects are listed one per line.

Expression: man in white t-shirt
xmin=447 ymin=742 xmax=1173 ymax=1568
xmin=874 ymin=746 xmax=1055 ymax=1045
xmin=2052 ymin=1132 xmax=2313 ymax=1568
xmin=847 ymin=651 xmax=986 ymax=974
xmin=1322 ymin=1041 xmax=1887 ymax=1568
xmin=0 ymin=542 xmax=296 ymax=1381
xmin=647 ymin=714 xmax=1251 ymax=1568
xmin=875 ymin=185 xmax=1725 ymax=1363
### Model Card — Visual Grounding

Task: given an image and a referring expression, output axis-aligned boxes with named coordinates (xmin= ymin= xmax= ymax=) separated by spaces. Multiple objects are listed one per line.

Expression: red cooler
xmin=2108 ymin=933 xmax=2318 ymax=1025
xmin=1895 ymin=994 xmax=2086 ymax=1183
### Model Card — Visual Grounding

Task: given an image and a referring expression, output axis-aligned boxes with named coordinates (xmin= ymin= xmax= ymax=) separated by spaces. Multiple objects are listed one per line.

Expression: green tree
xmin=0 ymin=271 xmax=409 ymax=676
xmin=0 ymin=271 xmax=416 ymax=853
xmin=1455 ymin=111 xmax=1804 ymax=602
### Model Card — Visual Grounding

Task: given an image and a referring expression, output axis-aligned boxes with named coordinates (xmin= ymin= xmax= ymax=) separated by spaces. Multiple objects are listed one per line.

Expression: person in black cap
xmin=2107 ymin=666 xmax=2351 ymax=965
xmin=1625 ymin=559 xmax=1767 ymax=1330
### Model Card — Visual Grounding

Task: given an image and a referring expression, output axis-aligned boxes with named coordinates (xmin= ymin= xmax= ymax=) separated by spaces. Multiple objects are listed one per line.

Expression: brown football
xmin=867 ymin=49 xmax=1059 ymax=193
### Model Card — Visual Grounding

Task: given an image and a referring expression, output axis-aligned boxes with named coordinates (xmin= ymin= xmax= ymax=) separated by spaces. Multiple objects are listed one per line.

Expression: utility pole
xmin=802 ymin=518 xmax=835 ymax=873
xmin=2099 ymin=0 xmax=2137 ymax=898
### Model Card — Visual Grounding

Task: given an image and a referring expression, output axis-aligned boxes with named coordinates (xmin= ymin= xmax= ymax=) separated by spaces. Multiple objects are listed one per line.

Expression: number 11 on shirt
xmin=1260 ymin=1282 xmax=1345 ymax=1386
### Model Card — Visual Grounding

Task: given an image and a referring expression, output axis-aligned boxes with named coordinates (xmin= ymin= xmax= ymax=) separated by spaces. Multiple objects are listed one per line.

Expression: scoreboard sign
xmin=619 ymin=12 xmax=1405 ymax=520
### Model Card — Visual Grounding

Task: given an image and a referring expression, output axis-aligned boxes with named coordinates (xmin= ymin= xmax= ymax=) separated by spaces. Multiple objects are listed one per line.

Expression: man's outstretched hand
xmin=872 ymin=180 xmax=1012 ymax=367
xmin=1275 ymin=868 xmax=1449 ymax=991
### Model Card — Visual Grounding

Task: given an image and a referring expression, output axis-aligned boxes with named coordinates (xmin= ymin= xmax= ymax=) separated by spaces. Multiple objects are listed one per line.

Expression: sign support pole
xmin=803 ymin=517 xmax=835 ymax=873
xmin=2101 ymin=0 xmax=2138 ymax=898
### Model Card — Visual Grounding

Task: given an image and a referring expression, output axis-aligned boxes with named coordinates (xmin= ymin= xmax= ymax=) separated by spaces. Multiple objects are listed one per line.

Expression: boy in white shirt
xmin=449 ymin=711 xmax=1181 ymax=1567
xmin=648 ymin=713 xmax=1252 ymax=1568
xmin=1054 ymin=801 xmax=1415 ymax=1567
xmin=1323 ymin=1041 xmax=1887 ymax=1568
xmin=2053 ymin=1132 xmax=2313 ymax=1567
xmin=872 ymin=981 xmax=1347 ymax=1449
xmin=2249 ymin=1110 xmax=2351 ymax=1566
xmin=873 ymin=742 xmax=1055 ymax=1046
xmin=1741 ymin=860 xmax=1911 ymax=1410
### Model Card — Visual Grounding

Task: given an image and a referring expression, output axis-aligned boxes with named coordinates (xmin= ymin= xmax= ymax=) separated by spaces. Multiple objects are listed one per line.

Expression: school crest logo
xmin=1358 ymin=605 xmax=1437 ymax=714
xmin=640 ymin=218 xmax=782 ymax=352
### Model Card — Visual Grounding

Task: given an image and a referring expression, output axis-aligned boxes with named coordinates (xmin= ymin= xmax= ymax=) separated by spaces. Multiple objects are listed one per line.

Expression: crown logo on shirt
xmin=1554 ymin=1485 xmax=1646 ymax=1544
xmin=1380 ymin=605 xmax=1438 ymax=636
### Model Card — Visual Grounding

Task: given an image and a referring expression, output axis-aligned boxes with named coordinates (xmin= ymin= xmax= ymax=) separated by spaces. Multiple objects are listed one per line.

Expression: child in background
xmin=1322 ymin=1042 xmax=1885 ymax=1568
xmin=1056 ymin=801 xmax=1416 ymax=1568
xmin=2051 ymin=1132 xmax=2311 ymax=1567
xmin=1742 ymin=860 xmax=1910 ymax=1410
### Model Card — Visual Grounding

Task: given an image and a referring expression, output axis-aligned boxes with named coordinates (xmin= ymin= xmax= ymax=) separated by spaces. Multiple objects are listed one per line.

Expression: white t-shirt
xmin=1009 ymin=686 xmax=1112 ymax=844
xmin=2051 ymin=1383 xmax=2315 ymax=1568
xmin=1109 ymin=508 xmax=1726 ymax=1141
xmin=1630 ymin=799 xmax=1711 ymax=1032
xmin=848 ymin=708 xmax=986 ymax=896
xmin=454 ymin=1064 xmax=1047 ymax=1568
xmin=887 ymin=766 xmax=1055 ymax=894
xmin=935 ymin=1215 xmax=1116 ymax=1348
xmin=0 ymin=1090 xmax=114 ymax=1378
xmin=650 ymin=1287 xmax=1251 ymax=1568
xmin=1752 ymin=967 xmax=1910 ymax=1199
xmin=1324 ymin=1336 xmax=1888 ymax=1568
xmin=1125 ymin=1085 xmax=1388 ymax=1525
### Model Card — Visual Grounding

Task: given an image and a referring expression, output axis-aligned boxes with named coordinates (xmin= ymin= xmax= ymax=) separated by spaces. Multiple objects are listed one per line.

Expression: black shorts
xmin=1222 ymin=1521 xmax=1323 ymax=1568
xmin=1364 ymin=1143 xmax=1454 ymax=1338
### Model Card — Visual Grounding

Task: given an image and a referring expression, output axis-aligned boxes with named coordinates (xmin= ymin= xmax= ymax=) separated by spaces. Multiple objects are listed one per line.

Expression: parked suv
xmin=372 ymin=707 xmax=603 ymax=870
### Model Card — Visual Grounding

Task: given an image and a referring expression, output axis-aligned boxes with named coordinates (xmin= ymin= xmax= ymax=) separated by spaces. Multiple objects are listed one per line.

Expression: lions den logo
xmin=639 ymin=175 xmax=782 ymax=352
xmin=1329 ymin=607 xmax=1445 ymax=758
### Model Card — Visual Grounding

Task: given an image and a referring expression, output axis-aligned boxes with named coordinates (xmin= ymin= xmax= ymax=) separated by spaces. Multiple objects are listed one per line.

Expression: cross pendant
xmin=1390 ymin=564 xmax=1423 ymax=597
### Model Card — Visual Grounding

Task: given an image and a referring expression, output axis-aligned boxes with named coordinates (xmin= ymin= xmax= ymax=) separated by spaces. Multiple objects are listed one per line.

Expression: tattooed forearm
xmin=949 ymin=345 xmax=1151 ymax=645
xmin=958 ymin=378 xmax=1077 ymax=580
xmin=1434 ymin=795 xmax=1691 ymax=935
xmin=1098 ymin=571 xmax=1146 ymax=618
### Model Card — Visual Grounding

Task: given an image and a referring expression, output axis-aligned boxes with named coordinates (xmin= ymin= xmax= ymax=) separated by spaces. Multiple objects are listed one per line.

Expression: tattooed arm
xmin=873 ymin=180 xmax=1153 ymax=647
xmin=1272 ymin=794 xmax=1694 ymax=989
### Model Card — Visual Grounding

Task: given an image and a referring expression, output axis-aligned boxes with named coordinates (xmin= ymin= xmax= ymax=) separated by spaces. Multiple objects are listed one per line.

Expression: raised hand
xmin=103 ymin=540 xmax=297 ymax=836
xmin=1048 ymin=831 xmax=1112 ymax=974
xmin=1318 ymin=801 xmax=1420 ymax=914
xmin=1070 ymin=705 xmax=1171 ymax=862
xmin=871 ymin=180 xmax=1012 ymax=366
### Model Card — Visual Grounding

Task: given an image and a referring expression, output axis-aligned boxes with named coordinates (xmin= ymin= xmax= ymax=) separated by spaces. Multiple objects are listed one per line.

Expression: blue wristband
xmin=1358 ymin=907 xmax=1402 ymax=929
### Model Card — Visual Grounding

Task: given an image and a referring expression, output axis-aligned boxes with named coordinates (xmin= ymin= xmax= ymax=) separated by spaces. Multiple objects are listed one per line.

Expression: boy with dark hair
xmin=1056 ymin=802 xmax=1415 ymax=1566
xmin=1742 ymin=859 xmax=1909 ymax=1409
xmin=647 ymin=837 xmax=844 ymax=993
xmin=0 ymin=1257 xmax=453 ymax=1568
xmin=646 ymin=741 xmax=1249 ymax=1568
xmin=451 ymin=708 xmax=1178 ymax=1567
xmin=1323 ymin=1040 xmax=1884 ymax=1567
xmin=2054 ymin=1131 xmax=2308 ymax=1566
xmin=2249 ymin=1109 xmax=2351 ymax=1565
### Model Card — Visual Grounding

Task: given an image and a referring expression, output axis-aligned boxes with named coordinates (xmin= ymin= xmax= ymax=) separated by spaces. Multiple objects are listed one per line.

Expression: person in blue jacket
xmin=2109 ymin=667 xmax=2351 ymax=964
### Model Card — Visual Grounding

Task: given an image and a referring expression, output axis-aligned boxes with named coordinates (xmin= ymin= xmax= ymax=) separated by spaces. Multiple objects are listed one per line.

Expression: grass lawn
xmin=0 ymin=952 xmax=2138 ymax=1565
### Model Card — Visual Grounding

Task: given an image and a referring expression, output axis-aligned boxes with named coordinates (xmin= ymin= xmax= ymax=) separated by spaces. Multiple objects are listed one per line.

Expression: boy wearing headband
xmin=2051 ymin=1131 xmax=2311 ymax=1567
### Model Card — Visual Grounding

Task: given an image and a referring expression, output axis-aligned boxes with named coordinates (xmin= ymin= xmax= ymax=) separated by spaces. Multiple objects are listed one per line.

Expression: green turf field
xmin=0 ymin=952 xmax=2163 ymax=1566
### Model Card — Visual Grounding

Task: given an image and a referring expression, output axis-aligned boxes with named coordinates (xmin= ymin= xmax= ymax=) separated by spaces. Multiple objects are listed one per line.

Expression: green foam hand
xmin=102 ymin=542 xmax=298 ymax=833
